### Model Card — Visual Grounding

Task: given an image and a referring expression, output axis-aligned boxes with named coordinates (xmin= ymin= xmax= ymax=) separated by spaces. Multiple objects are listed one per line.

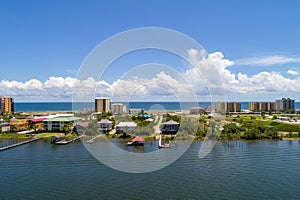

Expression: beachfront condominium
xmin=0 ymin=96 xmax=4 ymax=114
xmin=0 ymin=96 xmax=14 ymax=114
xmin=249 ymin=102 xmax=275 ymax=112
xmin=275 ymin=98 xmax=295 ymax=112
xmin=112 ymin=103 xmax=126 ymax=115
xmin=214 ymin=102 xmax=241 ymax=113
xmin=95 ymin=98 xmax=111 ymax=113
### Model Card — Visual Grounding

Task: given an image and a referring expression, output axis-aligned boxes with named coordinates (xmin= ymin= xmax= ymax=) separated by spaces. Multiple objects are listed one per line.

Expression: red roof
xmin=132 ymin=136 xmax=145 ymax=142
xmin=31 ymin=118 xmax=47 ymax=122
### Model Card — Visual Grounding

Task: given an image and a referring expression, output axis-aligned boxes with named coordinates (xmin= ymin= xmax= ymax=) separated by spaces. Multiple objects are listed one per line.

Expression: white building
xmin=43 ymin=116 xmax=82 ymax=132
xmin=275 ymin=98 xmax=295 ymax=111
xmin=116 ymin=122 xmax=137 ymax=132
xmin=112 ymin=103 xmax=126 ymax=115
xmin=0 ymin=119 xmax=10 ymax=133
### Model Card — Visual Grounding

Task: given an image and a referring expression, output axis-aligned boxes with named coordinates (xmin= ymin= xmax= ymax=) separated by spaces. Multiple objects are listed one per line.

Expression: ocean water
xmin=14 ymin=102 xmax=300 ymax=112
xmin=1 ymin=140 xmax=300 ymax=199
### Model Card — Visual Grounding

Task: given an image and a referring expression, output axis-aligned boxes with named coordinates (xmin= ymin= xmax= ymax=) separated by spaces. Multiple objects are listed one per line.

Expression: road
xmin=153 ymin=114 xmax=163 ymax=135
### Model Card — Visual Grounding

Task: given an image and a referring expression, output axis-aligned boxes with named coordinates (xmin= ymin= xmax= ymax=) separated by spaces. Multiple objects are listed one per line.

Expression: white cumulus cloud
xmin=287 ymin=69 xmax=298 ymax=76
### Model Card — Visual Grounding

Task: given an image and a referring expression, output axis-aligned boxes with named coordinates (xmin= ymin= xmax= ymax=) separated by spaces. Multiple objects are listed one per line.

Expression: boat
xmin=51 ymin=135 xmax=82 ymax=145
xmin=54 ymin=140 xmax=72 ymax=145
xmin=127 ymin=136 xmax=145 ymax=146
xmin=159 ymin=134 xmax=170 ymax=148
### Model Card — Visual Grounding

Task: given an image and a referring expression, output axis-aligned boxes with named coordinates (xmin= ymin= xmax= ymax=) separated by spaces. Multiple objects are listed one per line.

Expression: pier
xmin=86 ymin=135 xmax=102 ymax=143
xmin=0 ymin=137 xmax=43 ymax=152
xmin=53 ymin=135 xmax=84 ymax=145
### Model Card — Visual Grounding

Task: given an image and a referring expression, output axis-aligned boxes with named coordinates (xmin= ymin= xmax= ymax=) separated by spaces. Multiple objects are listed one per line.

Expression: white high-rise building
xmin=112 ymin=103 xmax=126 ymax=115
xmin=275 ymin=98 xmax=295 ymax=111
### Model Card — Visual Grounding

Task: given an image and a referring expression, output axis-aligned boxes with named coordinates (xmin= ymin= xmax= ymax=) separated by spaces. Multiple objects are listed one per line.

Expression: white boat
xmin=159 ymin=134 xmax=170 ymax=148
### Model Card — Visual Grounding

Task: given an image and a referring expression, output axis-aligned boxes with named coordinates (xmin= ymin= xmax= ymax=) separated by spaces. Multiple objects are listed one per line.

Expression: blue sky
xmin=0 ymin=0 xmax=300 ymax=101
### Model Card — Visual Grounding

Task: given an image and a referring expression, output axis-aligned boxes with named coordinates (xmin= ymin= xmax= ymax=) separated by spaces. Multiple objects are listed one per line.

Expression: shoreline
xmin=2 ymin=133 xmax=300 ymax=142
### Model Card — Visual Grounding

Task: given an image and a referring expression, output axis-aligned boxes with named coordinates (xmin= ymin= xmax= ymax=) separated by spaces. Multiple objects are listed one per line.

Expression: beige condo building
xmin=95 ymin=98 xmax=111 ymax=113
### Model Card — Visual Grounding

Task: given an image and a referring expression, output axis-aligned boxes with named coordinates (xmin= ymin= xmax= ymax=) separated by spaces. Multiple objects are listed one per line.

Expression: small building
xmin=10 ymin=118 xmax=29 ymax=132
xmin=98 ymin=119 xmax=113 ymax=133
xmin=161 ymin=120 xmax=180 ymax=135
xmin=43 ymin=116 xmax=82 ymax=132
xmin=128 ymin=108 xmax=144 ymax=115
xmin=116 ymin=122 xmax=137 ymax=132
xmin=0 ymin=119 xmax=10 ymax=133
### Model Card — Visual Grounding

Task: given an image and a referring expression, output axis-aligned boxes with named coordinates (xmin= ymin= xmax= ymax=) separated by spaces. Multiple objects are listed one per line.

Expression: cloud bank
xmin=1 ymin=50 xmax=300 ymax=102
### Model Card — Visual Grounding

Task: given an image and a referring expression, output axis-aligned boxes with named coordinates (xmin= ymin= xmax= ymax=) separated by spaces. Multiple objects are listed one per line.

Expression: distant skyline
xmin=1 ymin=0 xmax=300 ymax=102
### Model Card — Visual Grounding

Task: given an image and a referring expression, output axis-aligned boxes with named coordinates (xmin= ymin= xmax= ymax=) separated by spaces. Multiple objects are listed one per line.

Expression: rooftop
xmin=164 ymin=120 xmax=179 ymax=125
xmin=45 ymin=117 xmax=82 ymax=122
xmin=116 ymin=122 xmax=137 ymax=127
xmin=98 ymin=119 xmax=112 ymax=124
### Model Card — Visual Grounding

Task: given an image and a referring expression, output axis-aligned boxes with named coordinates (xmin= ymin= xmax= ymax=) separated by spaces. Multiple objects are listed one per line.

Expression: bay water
xmin=1 ymin=140 xmax=300 ymax=199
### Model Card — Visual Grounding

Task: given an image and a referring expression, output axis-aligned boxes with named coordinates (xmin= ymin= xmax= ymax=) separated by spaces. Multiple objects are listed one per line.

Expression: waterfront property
xmin=116 ymin=122 xmax=137 ymax=132
xmin=127 ymin=136 xmax=145 ymax=146
xmin=0 ymin=119 xmax=10 ymax=133
xmin=98 ymin=119 xmax=113 ymax=133
xmin=30 ymin=117 xmax=47 ymax=131
xmin=43 ymin=116 xmax=82 ymax=132
xmin=95 ymin=97 xmax=111 ymax=113
xmin=10 ymin=118 xmax=29 ymax=132
xmin=161 ymin=120 xmax=180 ymax=135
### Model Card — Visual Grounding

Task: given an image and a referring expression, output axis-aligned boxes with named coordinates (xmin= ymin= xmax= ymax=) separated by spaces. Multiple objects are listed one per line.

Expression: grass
xmin=273 ymin=123 xmax=300 ymax=132
xmin=34 ymin=132 xmax=62 ymax=138
xmin=0 ymin=133 xmax=33 ymax=139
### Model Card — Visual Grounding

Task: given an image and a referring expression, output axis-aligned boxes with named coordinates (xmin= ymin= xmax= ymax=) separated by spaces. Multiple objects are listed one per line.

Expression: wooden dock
xmin=0 ymin=137 xmax=42 ymax=152
xmin=86 ymin=135 xmax=102 ymax=143
xmin=54 ymin=135 xmax=83 ymax=145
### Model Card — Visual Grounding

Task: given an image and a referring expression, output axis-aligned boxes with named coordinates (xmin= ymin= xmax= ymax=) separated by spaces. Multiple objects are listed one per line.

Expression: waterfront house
xmin=127 ymin=136 xmax=145 ymax=146
xmin=43 ymin=116 xmax=82 ymax=132
xmin=116 ymin=122 xmax=137 ymax=132
xmin=161 ymin=120 xmax=180 ymax=135
xmin=0 ymin=119 xmax=10 ymax=133
xmin=10 ymin=118 xmax=29 ymax=132
xmin=30 ymin=117 xmax=48 ymax=131
xmin=98 ymin=119 xmax=113 ymax=133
